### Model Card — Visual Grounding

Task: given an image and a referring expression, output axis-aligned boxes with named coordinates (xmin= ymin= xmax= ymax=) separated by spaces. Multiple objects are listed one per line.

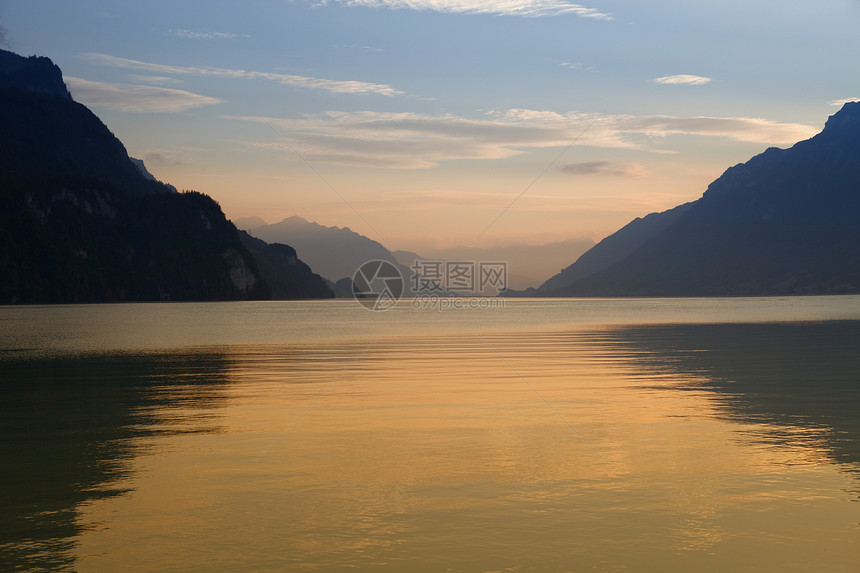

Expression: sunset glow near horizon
xmin=4 ymin=0 xmax=859 ymax=251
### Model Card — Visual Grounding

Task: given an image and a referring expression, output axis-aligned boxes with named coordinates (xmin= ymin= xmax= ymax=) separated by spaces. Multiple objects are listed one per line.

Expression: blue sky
xmin=3 ymin=0 xmax=858 ymax=250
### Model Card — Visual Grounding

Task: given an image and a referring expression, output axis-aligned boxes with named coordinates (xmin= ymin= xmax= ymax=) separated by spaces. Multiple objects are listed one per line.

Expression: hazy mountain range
xmin=236 ymin=215 xmax=405 ymax=285
xmin=525 ymin=102 xmax=860 ymax=296
xmin=238 ymin=216 xmax=593 ymax=291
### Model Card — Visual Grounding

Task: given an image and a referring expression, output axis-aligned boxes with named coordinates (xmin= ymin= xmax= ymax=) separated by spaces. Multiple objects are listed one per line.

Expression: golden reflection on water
xmin=39 ymin=325 xmax=858 ymax=572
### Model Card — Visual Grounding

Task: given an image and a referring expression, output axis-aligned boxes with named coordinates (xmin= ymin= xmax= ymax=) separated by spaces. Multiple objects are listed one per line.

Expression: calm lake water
xmin=2 ymin=297 xmax=860 ymax=572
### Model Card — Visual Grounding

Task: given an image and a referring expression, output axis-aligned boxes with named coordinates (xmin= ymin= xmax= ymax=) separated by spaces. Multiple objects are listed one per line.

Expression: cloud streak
xmin=80 ymin=52 xmax=404 ymax=96
xmin=66 ymin=77 xmax=223 ymax=112
xmin=128 ymin=74 xmax=182 ymax=85
xmin=560 ymin=161 xmax=647 ymax=179
xmin=145 ymin=151 xmax=185 ymax=166
xmin=618 ymin=114 xmax=814 ymax=143
xmin=223 ymin=109 xmax=818 ymax=168
xmin=560 ymin=61 xmax=595 ymax=71
xmin=652 ymin=74 xmax=712 ymax=86
xmin=322 ymin=0 xmax=613 ymax=19
xmin=169 ymin=29 xmax=248 ymax=40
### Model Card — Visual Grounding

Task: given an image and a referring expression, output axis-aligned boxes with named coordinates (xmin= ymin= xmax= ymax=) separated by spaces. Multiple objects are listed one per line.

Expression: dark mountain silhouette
xmin=238 ymin=231 xmax=333 ymax=299
xmin=0 ymin=49 xmax=71 ymax=99
xmin=0 ymin=171 xmax=270 ymax=302
xmin=0 ymin=48 xmax=327 ymax=303
xmin=544 ymin=103 xmax=860 ymax=296
xmin=536 ymin=203 xmax=691 ymax=293
xmin=129 ymin=157 xmax=177 ymax=192
xmin=0 ymin=81 xmax=169 ymax=198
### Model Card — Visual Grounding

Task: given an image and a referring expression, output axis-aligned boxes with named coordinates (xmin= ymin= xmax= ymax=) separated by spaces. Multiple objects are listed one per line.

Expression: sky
xmin=2 ymin=0 xmax=859 ymax=252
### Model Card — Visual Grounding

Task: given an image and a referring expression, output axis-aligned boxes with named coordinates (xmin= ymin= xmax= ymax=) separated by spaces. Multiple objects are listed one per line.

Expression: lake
xmin=2 ymin=297 xmax=860 ymax=571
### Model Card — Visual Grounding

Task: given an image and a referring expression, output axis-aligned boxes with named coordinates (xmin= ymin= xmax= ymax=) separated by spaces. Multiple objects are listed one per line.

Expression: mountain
xmin=536 ymin=203 xmax=691 ymax=292
xmin=234 ymin=216 xmax=269 ymax=231
xmin=0 ymin=87 xmax=170 ymax=199
xmin=391 ymin=249 xmax=423 ymax=268
xmin=549 ymin=103 xmax=860 ymax=296
xmin=238 ymin=231 xmax=333 ymax=299
xmin=246 ymin=215 xmax=409 ymax=283
xmin=129 ymin=157 xmax=177 ymax=192
xmin=0 ymin=172 xmax=269 ymax=303
xmin=0 ymin=48 xmax=325 ymax=303
xmin=245 ymin=217 xmax=467 ymax=296
xmin=0 ymin=49 xmax=71 ymax=99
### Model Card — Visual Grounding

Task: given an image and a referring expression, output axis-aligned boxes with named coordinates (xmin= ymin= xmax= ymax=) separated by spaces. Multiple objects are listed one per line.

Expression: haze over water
xmin=2 ymin=297 xmax=860 ymax=571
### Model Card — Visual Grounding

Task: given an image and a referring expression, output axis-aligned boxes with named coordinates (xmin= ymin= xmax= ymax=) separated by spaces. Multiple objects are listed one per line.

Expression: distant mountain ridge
xmin=242 ymin=216 xmax=593 ymax=291
xmin=243 ymin=215 xmax=407 ymax=283
xmin=539 ymin=102 xmax=860 ymax=296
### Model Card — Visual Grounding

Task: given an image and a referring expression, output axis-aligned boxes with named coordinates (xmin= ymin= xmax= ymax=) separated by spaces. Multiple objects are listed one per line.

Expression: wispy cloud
xmin=223 ymin=109 xmax=817 ymax=169
xmin=560 ymin=61 xmax=594 ymax=71
xmin=145 ymin=151 xmax=185 ymax=166
xmin=651 ymin=74 xmax=712 ymax=86
xmin=617 ymin=114 xmax=814 ymax=143
xmin=830 ymin=97 xmax=860 ymax=107
xmin=560 ymin=161 xmax=647 ymax=179
xmin=80 ymin=52 xmax=404 ymax=96
xmin=169 ymin=29 xmax=248 ymax=40
xmin=334 ymin=44 xmax=384 ymax=52
xmin=128 ymin=74 xmax=182 ymax=85
xmin=66 ymin=77 xmax=222 ymax=112
xmin=321 ymin=0 xmax=613 ymax=19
